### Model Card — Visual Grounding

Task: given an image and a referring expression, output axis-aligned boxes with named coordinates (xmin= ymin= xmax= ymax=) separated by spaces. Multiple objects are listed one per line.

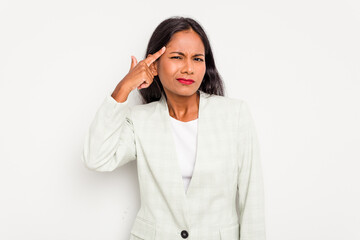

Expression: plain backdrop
xmin=0 ymin=0 xmax=359 ymax=239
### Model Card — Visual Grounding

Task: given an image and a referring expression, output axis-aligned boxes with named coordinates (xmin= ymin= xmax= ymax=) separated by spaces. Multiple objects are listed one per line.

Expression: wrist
xmin=111 ymin=81 xmax=132 ymax=103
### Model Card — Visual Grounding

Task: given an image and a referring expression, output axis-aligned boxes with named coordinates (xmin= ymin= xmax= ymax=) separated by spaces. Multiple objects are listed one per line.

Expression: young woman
xmin=82 ymin=16 xmax=266 ymax=240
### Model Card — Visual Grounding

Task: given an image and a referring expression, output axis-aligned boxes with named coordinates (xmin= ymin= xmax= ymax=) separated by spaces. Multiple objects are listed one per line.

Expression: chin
xmin=163 ymin=84 xmax=200 ymax=98
xmin=176 ymin=89 xmax=199 ymax=97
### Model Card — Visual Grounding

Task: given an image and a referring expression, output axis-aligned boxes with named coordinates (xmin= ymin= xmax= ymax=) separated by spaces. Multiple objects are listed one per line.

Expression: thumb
xmin=130 ymin=56 xmax=137 ymax=71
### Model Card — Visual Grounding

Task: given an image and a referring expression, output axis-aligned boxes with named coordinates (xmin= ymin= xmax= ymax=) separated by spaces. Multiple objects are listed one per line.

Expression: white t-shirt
xmin=169 ymin=115 xmax=198 ymax=193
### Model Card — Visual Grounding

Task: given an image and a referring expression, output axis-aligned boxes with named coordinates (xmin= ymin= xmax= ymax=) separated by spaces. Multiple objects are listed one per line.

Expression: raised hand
xmin=124 ymin=46 xmax=166 ymax=90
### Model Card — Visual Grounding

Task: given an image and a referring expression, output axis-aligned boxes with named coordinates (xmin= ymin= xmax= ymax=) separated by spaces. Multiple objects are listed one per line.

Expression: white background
xmin=1 ymin=0 xmax=359 ymax=239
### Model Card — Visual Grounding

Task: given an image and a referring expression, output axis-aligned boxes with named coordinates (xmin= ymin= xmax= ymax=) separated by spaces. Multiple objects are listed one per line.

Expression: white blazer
xmin=81 ymin=90 xmax=266 ymax=240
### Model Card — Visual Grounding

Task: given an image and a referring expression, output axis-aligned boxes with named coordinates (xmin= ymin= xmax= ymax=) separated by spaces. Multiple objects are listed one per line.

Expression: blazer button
xmin=180 ymin=230 xmax=189 ymax=238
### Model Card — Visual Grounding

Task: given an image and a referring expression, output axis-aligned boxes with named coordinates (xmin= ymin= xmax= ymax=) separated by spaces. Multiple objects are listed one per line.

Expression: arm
xmin=81 ymin=91 xmax=136 ymax=172
xmin=237 ymin=100 xmax=266 ymax=240
xmin=81 ymin=46 xmax=166 ymax=171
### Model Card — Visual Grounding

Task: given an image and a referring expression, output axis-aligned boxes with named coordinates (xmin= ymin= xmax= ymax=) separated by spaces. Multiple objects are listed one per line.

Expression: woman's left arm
xmin=237 ymin=100 xmax=266 ymax=240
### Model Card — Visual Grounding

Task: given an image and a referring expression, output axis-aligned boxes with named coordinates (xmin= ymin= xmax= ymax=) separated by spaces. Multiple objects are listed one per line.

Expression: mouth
xmin=176 ymin=78 xmax=195 ymax=85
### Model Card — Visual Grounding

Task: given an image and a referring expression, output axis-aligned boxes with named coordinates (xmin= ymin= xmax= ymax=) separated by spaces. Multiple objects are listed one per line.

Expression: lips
xmin=176 ymin=78 xmax=195 ymax=85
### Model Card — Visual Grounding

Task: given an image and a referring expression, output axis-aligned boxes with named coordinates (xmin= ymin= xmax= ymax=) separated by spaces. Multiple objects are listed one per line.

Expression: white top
xmin=169 ymin=115 xmax=198 ymax=193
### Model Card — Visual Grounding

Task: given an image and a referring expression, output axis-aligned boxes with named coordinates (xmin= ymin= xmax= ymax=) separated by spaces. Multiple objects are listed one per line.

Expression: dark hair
xmin=138 ymin=16 xmax=226 ymax=104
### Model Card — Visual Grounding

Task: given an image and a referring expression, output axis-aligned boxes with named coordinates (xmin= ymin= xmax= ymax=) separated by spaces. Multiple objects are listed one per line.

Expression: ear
xmin=149 ymin=60 xmax=159 ymax=76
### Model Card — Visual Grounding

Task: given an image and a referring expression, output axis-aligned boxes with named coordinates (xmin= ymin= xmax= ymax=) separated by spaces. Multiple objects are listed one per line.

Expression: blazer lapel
xmin=157 ymin=90 xmax=209 ymax=225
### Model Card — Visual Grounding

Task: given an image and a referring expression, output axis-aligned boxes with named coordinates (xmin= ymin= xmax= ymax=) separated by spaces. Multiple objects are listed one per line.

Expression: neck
xmin=165 ymin=91 xmax=200 ymax=121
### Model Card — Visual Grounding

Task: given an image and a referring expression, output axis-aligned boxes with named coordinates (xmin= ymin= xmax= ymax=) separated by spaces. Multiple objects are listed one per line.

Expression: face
xmin=152 ymin=29 xmax=206 ymax=98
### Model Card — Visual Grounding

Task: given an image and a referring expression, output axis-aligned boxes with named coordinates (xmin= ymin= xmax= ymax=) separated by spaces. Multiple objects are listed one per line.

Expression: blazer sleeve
xmin=81 ymin=93 xmax=137 ymax=172
xmin=237 ymin=100 xmax=266 ymax=240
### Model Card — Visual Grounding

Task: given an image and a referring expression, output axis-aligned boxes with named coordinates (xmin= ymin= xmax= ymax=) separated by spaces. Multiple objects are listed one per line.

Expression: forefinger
xmin=145 ymin=46 xmax=166 ymax=67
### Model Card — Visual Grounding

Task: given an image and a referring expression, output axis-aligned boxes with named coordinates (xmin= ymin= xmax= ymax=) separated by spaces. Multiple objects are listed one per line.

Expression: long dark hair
xmin=139 ymin=16 xmax=226 ymax=104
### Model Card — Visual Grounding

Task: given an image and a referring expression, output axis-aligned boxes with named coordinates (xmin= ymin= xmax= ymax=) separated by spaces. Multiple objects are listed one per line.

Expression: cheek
xmin=199 ymin=65 xmax=206 ymax=76
xmin=160 ymin=62 xmax=177 ymax=76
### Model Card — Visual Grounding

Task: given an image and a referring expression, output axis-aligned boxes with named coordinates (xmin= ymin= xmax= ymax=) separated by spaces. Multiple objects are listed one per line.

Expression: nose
xmin=181 ymin=58 xmax=194 ymax=74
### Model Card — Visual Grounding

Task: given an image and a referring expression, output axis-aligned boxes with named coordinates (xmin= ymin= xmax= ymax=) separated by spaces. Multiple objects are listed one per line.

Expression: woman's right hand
xmin=122 ymin=46 xmax=166 ymax=91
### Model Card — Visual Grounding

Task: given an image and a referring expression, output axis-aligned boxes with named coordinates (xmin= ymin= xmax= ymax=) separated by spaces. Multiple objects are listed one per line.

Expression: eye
xmin=171 ymin=56 xmax=204 ymax=62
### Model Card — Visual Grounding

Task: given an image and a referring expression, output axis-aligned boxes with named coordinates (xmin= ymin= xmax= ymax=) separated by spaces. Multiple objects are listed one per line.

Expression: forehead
xmin=166 ymin=30 xmax=205 ymax=53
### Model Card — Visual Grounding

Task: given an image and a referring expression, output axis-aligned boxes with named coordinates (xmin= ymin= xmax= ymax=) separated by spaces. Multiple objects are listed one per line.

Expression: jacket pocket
xmin=219 ymin=222 xmax=240 ymax=240
xmin=130 ymin=216 xmax=156 ymax=240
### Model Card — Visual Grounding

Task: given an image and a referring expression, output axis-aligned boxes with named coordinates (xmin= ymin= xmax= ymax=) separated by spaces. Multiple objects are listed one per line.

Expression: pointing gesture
xmin=144 ymin=46 xmax=166 ymax=67
xmin=125 ymin=46 xmax=166 ymax=90
xmin=111 ymin=46 xmax=166 ymax=103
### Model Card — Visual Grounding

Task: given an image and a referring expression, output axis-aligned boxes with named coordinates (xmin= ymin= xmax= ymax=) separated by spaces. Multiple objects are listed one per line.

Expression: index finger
xmin=145 ymin=46 xmax=166 ymax=67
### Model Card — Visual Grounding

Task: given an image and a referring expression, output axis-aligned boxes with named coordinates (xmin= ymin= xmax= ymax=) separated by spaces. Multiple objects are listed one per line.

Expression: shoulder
xmin=207 ymin=94 xmax=255 ymax=125
xmin=204 ymin=93 xmax=247 ymax=112
xmin=130 ymin=100 xmax=159 ymax=116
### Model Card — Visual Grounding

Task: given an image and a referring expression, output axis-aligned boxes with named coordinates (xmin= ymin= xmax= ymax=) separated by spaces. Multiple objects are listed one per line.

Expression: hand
xmin=121 ymin=46 xmax=166 ymax=91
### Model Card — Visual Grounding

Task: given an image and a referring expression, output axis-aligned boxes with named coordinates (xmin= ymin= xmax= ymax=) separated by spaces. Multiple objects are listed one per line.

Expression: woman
xmin=82 ymin=16 xmax=266 ymax=240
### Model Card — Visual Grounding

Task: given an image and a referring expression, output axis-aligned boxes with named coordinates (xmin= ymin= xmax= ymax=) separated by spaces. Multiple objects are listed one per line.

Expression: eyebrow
xmin=169 ymin=51 xmax=205 ymax=57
